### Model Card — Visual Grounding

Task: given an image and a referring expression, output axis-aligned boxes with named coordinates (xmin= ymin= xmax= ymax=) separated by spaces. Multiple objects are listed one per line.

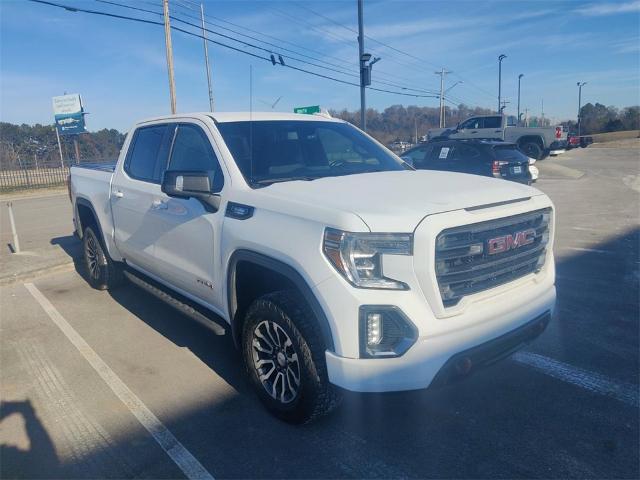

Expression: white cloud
xmin=575 ymin=1 xmax=640 ymax=16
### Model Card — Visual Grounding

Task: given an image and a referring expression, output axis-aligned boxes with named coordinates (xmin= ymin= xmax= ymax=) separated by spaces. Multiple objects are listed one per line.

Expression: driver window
xmin=169 ymin=124 xmax=224 ymax=192
xmin=459 ymin=118 xmax=483 ymax=130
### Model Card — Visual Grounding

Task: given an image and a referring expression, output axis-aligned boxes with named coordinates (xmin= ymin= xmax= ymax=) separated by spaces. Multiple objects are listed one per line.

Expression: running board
xmin=124 ymin=270 xmax=226 ymax=336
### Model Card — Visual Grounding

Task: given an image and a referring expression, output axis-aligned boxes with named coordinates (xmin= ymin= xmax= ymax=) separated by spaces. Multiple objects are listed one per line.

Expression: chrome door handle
xmin=113 ymin=190 xmax=124 ymax=198
xmin=151 ymin=200 xmax=168 ymax=210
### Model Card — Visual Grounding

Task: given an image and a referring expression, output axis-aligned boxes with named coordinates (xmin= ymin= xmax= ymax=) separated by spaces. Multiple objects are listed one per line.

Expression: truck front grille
xmin=435 ymin=208 xmax=551 ymax=307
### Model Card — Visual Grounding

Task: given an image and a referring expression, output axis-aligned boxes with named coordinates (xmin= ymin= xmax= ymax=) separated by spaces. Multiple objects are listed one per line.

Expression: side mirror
xmin=161 ymin=170 xmax=220 ymax=211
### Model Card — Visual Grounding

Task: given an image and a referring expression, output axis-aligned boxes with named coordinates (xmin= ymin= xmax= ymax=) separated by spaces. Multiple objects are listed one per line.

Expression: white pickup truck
xmin=428 ymin=115 xmax=567 ymax=160
xmin=69 ymin=112 xmax=556 ymax=423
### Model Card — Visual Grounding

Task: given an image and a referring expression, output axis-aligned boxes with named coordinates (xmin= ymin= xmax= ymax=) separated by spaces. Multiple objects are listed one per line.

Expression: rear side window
xmin=451 ymin=144 xmax=483 ymax=161
xmin=168 ymin=124 xmax=224 ymax=192
xmin=125 ymin=125 xmax=170 ymax=183
xmin=483 ymin=117 xmax=502 ymax=129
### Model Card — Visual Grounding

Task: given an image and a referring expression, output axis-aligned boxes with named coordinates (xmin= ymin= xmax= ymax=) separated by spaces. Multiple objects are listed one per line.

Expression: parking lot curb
xmin=0 ymin=261 xmax=76 ymax=286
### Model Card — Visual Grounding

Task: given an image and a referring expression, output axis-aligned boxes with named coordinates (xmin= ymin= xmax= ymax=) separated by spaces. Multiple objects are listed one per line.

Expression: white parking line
xmin=24 ymin=283 xmax=214 ymax=480
xmin=513 ymin=351 xmax=639 ymax=408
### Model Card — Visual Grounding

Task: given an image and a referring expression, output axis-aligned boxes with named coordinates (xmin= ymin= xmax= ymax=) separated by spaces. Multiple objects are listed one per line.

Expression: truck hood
xmin=257 ymin=170 xmax=543 ymax=231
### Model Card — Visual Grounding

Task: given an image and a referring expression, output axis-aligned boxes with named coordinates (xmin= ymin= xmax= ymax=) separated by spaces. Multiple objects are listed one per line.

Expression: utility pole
xmin=500 ymin=100 xmax=510 ymax=113
xmin=357 ymin=0 xmax=366 ymax=131
xmin=414 ymin=116 xmax=418 ymax=144
xmin=435 ymin=68 xmax=451 ymax=128
xmin=517 ymin=73 xmax=524 ymax=126
xmin=541 ymin=99 xmax=545 ymax=126
xmin=498 ymin=54 xmax=507 ymax=113
xmin=577 ymin=82 xmax=587 ymax=137
xmin=163 ymin=0 xmax=177 ymax=114
xmin=200 ymin=2 xmax=214 ymax=111
xmin=524 ymin=108 xmax=529 ymax=127
xmin=356 ymin=0 xmax=379 ymax=132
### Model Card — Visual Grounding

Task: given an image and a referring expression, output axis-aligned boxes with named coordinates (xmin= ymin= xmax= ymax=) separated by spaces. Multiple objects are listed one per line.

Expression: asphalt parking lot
xmin=1 ymin=144 xmax=638 ymax=479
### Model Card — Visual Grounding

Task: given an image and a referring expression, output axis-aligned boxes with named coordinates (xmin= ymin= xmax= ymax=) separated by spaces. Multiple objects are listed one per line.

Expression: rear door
xmin=152 ymin=121 xmax=226 ymax=308
xmin=423 ymin=143 xmax=455 ymax=171
xmin=474 ymin=116 xmax=504 ymax=140
xmin=110 ymin=123 xmax=173 ymax=272
xmin=449 ymin=143 xmax=488 ymax=176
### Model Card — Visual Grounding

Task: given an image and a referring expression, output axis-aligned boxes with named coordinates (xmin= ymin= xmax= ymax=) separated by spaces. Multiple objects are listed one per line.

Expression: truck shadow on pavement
xmin=41 ymin=229 xmax=639 ymax=479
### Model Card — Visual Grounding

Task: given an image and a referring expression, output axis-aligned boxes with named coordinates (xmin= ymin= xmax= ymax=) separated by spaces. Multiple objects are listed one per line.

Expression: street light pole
xmin=357 ymin=0 xmax=366 ymax=131
xmin=498 ymin=54 xmax=507 ymax=113
xmin=435 ymin=68 xmax=451 ymax=128
xmin=577 ymin=82 xmax=587 ymax=137
xmin=163 ymin=0 xmax=177 ymax=114
xmin=200 ymin=2 xmax=214 ymax=112
xmin=517 ymin=73 xmax=524 ymax=126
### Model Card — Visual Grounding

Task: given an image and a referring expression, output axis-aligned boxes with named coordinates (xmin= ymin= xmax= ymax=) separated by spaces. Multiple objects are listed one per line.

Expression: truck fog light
xmin=366 ymin=313 xmax=383 ymax=345
xmin=359 ymin=306 xmax=418 ymax=358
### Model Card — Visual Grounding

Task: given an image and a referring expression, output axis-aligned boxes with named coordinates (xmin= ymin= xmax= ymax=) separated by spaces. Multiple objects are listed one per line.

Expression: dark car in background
xmin=402 ymin=139 xmax=532 ymax=184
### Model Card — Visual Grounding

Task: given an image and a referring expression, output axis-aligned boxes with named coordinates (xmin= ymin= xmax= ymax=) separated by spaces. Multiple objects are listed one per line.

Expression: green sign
xmin=294 ymin=105 xmax=320 ymax=115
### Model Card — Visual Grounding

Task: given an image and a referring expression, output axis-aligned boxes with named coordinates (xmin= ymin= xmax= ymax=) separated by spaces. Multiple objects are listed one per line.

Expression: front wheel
xmin=242 ymin=291 xmax=340 ymax=424
xmin=82 ymin=226 xmax=124 ymax=290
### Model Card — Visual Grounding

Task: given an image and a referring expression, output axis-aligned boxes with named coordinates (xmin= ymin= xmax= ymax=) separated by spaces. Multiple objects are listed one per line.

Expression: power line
xmin=94 ymin=0 xmax=443 ymax=97
xmin=28 ymin=0 xmax=444 ymax=101
xmin=292 ymin=3 xmax=494 ymax=105
xmin=168 ymin=0 xmax=445 ymax=98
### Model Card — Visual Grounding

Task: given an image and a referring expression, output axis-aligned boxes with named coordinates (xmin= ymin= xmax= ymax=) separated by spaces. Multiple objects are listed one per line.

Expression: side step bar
xmin=124 ymin=269 xmax=226 ymax=336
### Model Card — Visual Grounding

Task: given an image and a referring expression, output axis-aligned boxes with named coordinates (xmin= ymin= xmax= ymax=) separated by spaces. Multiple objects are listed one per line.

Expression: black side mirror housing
xmin=161 ymin=170 xmax=220 ymax=211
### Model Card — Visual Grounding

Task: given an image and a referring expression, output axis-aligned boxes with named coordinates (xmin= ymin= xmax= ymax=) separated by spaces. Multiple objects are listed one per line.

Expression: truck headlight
xmin=323 ymin=228 xmax=412 ymax=290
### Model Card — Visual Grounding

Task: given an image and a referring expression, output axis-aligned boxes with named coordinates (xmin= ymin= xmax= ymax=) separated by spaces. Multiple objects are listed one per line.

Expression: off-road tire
xmin=242 ymin=290 xmax=341 ymax=424
xmin=82 ymin=226 xmax=124 ymax=291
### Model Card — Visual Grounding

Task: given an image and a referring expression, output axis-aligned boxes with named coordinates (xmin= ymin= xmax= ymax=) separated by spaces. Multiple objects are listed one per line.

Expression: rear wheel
xmin=241 ymin=291 xmax=340 ymax=424
xmin=520 ymin=142 xmax=543 ymax=160
xmin=82 ymin=226 xmax=124 ymax=290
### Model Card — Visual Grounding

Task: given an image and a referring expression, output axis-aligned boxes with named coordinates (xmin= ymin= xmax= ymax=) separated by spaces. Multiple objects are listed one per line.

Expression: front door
xmin=152 ymin=121 xmax=226 ymax=309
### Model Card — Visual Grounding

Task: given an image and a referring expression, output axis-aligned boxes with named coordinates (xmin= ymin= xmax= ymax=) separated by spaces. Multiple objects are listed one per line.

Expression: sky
xmin=1 ymin=0 xmax=639 ymax=132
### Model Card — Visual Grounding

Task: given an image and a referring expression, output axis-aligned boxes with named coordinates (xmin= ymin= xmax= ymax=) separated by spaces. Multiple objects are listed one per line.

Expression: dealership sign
xmin=52 ymin=94 xmax=87 ymax=135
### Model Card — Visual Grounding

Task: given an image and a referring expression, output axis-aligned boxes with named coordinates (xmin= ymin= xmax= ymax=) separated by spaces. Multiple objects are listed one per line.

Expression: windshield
xmin=217 ymin=120 xmax=406 ymax=186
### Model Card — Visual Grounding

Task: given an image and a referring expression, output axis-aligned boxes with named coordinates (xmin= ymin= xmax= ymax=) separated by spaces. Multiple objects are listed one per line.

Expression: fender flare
xmin=75 ymin=197 xmax=106 ymax=243
xmin=227 ymin=249 xmax=335 ymax=352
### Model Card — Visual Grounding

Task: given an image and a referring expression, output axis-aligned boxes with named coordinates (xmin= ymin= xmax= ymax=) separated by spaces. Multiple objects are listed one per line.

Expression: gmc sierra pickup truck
xmin=428 ymin=115 xmax=567 ymax=159
xmin=69 ymin=112 xmax=556 ymax=423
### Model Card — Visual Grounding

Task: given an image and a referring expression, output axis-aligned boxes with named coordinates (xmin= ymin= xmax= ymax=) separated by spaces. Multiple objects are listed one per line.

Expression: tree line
xmin=0 ymin=122 xmax=124 ymax=169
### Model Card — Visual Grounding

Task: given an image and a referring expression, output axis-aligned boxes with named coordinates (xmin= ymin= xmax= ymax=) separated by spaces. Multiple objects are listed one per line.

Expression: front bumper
xmin=325 ymin=284 xmax=556 ymax=392
xmin=548 ymin=140 xmax=567 ymax=151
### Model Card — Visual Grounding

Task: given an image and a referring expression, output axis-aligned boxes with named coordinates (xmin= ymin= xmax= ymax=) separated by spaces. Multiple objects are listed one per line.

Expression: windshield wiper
xmin=251 ymin=175 xmax=320 ymax=187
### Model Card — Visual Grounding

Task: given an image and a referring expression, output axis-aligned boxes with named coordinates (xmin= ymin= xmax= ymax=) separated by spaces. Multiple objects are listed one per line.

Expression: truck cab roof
xmin=135 ymin=111 xmax=342 ymax=126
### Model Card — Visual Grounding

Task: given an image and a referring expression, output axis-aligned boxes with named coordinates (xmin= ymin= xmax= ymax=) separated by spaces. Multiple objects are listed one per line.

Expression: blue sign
xmin=55 ymin=112 xmax=86 ymax=135
xmin=52 ymin=94 xmax=87 ymax=135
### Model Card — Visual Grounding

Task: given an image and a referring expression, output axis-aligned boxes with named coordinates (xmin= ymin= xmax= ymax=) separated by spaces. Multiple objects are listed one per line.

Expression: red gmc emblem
xmin=487 ymin=228 xmax=536 ymax=255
